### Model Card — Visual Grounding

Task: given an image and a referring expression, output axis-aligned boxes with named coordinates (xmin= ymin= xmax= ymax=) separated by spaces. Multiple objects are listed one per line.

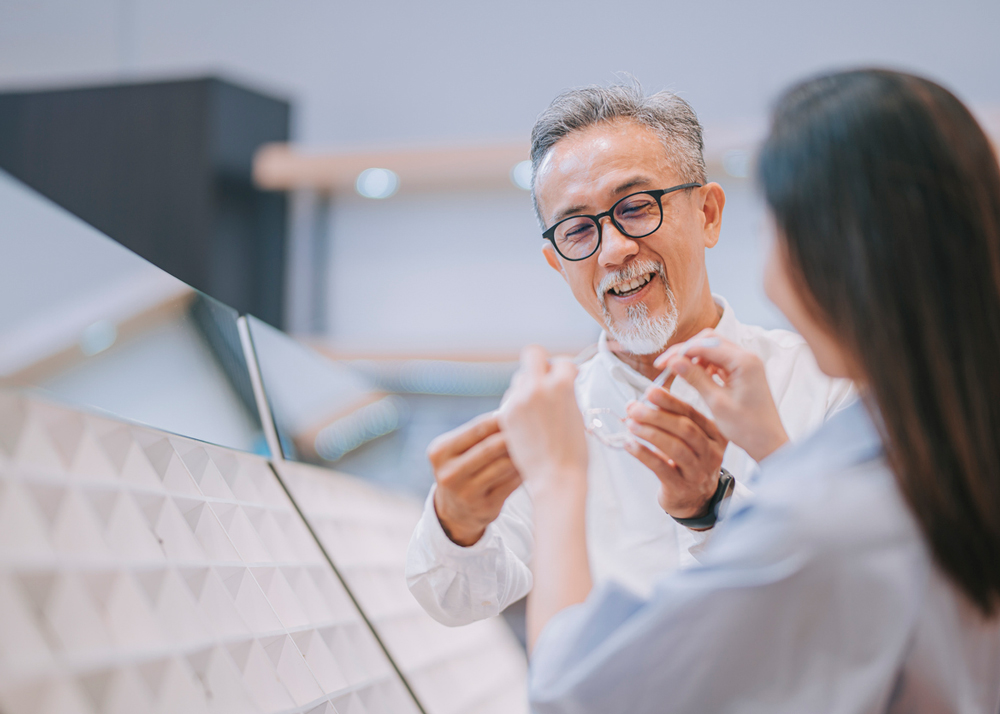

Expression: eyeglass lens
xmin=553 ymin=193 xmax=662 ymax=260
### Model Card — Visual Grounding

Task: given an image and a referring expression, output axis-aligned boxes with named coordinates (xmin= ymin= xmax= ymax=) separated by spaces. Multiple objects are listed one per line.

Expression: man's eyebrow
xmin=550 ymin=177 xmax=656 ymax=225
xmin=611 ymin=177 xmax=654 ymax=196
xmin=551 ymin=204 xmax=588 ymax=224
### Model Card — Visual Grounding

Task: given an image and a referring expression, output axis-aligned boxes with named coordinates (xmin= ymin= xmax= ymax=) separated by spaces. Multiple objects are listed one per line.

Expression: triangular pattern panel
xmin=273 ymin=460 xmax=529 ymax=714
xmin=0 ymin=391 xmax=421 ymax=714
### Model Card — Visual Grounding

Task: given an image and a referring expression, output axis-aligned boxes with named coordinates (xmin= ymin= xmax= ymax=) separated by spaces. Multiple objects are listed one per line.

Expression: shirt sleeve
xmin=529 ymin=486 xmax=924 ymax=714
xmin=826 ymin=377 xmax=858 ymax=417
xmin=405 ymin=484 xmax=535 ymax=626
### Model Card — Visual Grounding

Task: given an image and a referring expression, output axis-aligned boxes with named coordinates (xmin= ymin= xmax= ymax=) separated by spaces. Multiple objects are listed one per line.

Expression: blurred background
xmin=2 ymin=0 xmax=998 ymax=495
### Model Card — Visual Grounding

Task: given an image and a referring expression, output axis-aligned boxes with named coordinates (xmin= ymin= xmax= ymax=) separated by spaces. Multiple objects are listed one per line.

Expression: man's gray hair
xmin=529 ymin=81 xmax=707 ymax=224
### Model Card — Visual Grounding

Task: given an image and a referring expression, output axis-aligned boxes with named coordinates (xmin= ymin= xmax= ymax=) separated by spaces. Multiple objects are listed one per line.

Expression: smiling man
xmin=405 ymin=82 xmax=854 ymax=628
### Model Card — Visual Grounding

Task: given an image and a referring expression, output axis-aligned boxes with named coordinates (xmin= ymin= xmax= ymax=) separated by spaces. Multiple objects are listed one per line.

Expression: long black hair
xmin=758 ymin=69 xmax=1000 ymax=616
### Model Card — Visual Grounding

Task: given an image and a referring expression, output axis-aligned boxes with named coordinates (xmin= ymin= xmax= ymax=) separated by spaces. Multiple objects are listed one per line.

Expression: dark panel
xmin=0 ymin=78 xmax=289 ymax=327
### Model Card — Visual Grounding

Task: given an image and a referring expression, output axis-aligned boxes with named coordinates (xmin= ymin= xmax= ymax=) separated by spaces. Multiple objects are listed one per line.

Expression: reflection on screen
xmin=0 ymin=169 xmax=269 ymax=455
xmin=245 ymin=315 xmax=392 ymax=464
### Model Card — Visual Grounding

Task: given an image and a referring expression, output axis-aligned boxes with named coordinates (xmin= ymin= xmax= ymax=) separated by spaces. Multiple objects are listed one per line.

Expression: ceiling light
xmin=356 ymin=168 xmax=399 ymax=199
xmin=510 ymin=160 xmax=532 ymax=190
xmin=79 ymin=320 xmax=117 ymax=356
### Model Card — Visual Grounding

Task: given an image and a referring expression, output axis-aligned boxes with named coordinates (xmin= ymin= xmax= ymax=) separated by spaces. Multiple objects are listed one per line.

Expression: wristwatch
xmin=670 ymin=468 xmax=735 ymax=530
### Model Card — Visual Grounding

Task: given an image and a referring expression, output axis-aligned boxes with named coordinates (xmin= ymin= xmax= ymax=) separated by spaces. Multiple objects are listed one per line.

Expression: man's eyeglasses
xmin=542 ymin=183 xmax=702 ymax=261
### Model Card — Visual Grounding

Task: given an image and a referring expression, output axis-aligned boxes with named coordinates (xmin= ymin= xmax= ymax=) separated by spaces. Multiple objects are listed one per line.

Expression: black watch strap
xmin=671 ymin=468 xmax=735 ymax=530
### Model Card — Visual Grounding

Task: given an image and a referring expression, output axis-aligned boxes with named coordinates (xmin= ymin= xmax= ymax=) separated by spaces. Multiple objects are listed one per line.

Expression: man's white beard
xmin=599 ymin=260 xmax=679 ymax=355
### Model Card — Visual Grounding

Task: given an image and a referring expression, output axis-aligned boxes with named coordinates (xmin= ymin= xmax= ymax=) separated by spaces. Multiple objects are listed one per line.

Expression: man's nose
xmin=597 ymin=218 xmax=639 ymax=267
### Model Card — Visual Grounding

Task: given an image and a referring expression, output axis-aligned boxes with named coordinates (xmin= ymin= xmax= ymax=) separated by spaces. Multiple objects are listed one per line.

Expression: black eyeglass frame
xmin=542 ymin=182 xmax=703 ymax=261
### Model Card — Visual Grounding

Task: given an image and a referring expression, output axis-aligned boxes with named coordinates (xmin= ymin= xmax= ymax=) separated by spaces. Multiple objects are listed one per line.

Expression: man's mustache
xmin=597 ymin=260 xmax=668 ymax=309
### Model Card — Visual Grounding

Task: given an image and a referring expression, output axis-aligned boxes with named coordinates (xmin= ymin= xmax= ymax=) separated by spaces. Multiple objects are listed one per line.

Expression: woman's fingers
xmin=654 ymin=330 xmax=742 ymax=372
xmin=667 ymin=357 xmax=729 ymax=412
xmin=519 ymin=345 xmax=551 ymax=378
xmin=499 ymin=346 xmax=588 ymax=483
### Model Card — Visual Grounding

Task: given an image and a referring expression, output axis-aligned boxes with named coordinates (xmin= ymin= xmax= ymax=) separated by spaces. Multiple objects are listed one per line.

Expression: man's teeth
xmin=609 ymin=273 xmax=655 ymax=296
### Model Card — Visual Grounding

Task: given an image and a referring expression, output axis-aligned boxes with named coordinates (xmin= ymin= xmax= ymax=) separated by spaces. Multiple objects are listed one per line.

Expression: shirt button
xmin=481 ymin=601 xmax=492 ymax=607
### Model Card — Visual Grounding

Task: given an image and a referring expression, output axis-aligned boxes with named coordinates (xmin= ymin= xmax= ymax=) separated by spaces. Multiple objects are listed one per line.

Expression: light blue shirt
xmin=530 ymin=400 xmax=1000 ymax=713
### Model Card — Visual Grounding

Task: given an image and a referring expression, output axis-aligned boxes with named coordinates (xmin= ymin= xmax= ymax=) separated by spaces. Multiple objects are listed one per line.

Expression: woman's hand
xmin=658 ymin=330 xmax=789 ymax=463
xmin=498 ymin=346 xmax=588 ymax=494
xmin=500 ymin=346 xmax=592 ymax=652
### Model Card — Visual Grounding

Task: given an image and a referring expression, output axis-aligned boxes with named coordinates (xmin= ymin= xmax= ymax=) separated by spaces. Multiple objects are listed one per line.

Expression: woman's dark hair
xmin=758 ymin=69 xmax=1000 ymax=617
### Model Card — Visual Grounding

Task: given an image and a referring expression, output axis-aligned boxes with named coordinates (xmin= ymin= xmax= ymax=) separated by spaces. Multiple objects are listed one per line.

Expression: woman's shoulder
xmin=749 ymin=404 xmax=919 ymax=556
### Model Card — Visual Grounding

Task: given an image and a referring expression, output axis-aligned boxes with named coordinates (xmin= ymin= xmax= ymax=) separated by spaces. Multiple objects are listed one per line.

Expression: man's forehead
xmin=535 ymin=123 xmax=678 ymax=223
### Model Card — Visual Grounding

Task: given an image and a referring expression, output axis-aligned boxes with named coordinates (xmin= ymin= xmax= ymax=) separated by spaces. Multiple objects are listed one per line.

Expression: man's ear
xmin=699 ymin=182 xmax=726 ymax=249
xmin=542 ymin=243 xmax=567 ymax=278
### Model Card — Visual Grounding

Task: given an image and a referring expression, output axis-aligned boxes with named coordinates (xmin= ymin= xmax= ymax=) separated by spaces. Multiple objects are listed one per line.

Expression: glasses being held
xmin=584 ymin=337 xmax=720 ymax=449
xmin=542 ymin=183 xmax=702 ymax=261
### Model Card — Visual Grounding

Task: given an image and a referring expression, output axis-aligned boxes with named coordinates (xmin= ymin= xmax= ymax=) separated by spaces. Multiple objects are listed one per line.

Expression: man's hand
xmin=624 ymin=388 xmax=728 ymax=519
xmin=429 ymin=412 xmax=522 ymax=547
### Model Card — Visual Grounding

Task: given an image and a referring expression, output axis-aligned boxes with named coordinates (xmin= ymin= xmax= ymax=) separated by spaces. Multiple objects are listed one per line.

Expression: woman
xmin=499 ymin=69 xmax=1000 ymax=712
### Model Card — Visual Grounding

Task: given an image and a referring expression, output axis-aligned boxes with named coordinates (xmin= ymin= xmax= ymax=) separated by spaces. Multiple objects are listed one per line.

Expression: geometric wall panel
xmin=273 ymin=460 xmax=529 ymax=714
xmin=0 ymin=391 xmax=421 ymax=714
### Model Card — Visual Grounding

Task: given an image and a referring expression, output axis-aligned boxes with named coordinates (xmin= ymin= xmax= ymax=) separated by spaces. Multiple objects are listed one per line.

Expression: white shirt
xmin=405 ymin=296 xmax=855 ymax=626
xmin=530 ymin=400 xmax=1000 ymax=713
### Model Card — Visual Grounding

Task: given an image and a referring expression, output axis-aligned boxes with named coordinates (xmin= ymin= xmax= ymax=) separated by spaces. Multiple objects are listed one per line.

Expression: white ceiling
xmin=1 ymin=0 xmax=997 ymax=151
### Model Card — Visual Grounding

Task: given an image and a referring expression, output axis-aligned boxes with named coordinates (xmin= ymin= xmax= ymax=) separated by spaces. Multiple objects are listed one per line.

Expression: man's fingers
xmin=441 ymin=431 xmax=509 ymax=484
xmin=624 ymin=439 xmax=683 ymax=485
xmin=625 ymin=422 xmax=700 ymax=476
xmin=626 ymin=402 xmax=710 ymax=458
xmin=640 ymin=387 xmax=725 ymax=443
xmin=475 ymin=455 xmax=520 ymax=490
xmin=486 ymin=470 xmax=523 ymax=502
xmin=427 ymin=411 xmax=501 ymax=463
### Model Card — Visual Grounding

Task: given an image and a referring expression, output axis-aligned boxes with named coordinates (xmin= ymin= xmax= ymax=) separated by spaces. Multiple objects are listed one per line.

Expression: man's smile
xmin=606 ymin=271 xmax=656 ymax=299
xmin=597 ymin=259 xmax=667 ymax=314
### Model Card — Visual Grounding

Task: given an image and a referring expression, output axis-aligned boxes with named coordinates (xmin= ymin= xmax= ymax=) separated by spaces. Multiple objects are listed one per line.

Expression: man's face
xmin=534 ymin=121 xmax=723 ymax=354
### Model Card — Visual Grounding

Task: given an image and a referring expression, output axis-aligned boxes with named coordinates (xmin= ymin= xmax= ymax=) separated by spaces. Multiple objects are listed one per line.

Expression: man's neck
xmin=608 ymin=297 xmax=723 ymax=381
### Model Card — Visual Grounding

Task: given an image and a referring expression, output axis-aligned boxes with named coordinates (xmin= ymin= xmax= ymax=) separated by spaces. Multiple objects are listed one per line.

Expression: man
xmin=405 ymin=82 xmax=854 ymax=627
